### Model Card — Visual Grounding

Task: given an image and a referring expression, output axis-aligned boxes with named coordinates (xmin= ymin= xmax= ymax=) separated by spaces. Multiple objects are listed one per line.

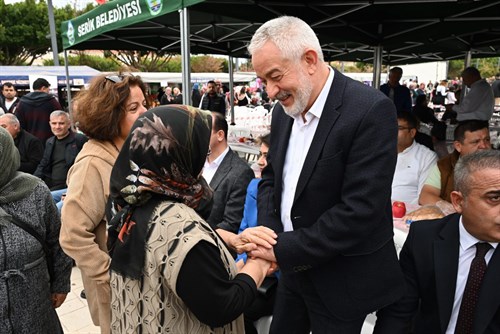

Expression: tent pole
xmin=229 ymin=55 xmax=235 ymax=125
xmin=64 ymin=50 xmax=72 ymax=114
xmin=461 ymin=50 xmax=472 ymax=102
xmin=180 ymin=7 xmax=192 ymax=106
xmin=373 ymin=45 xmax=383 ymax=89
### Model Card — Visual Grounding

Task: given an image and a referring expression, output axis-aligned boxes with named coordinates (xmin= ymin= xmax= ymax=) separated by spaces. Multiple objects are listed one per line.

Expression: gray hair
xmin=0 ymin=113 xmax=20 ymax=126
xmin=50 ymin=110 xmax=70 ymax=119
xmin=454 ymin=150 xmax=500 ymax=197
xmin=248 ymin=16 xmax=324 ymax=63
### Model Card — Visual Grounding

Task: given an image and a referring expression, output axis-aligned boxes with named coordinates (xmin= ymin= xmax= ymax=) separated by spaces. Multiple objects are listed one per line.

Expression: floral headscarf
xmin=106 ymin=105 xmax=213 ymax=278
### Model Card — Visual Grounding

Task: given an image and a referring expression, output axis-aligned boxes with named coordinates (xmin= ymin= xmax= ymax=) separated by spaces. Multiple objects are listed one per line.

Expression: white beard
xmin=278 ymin=71 xmax=313 ymax=117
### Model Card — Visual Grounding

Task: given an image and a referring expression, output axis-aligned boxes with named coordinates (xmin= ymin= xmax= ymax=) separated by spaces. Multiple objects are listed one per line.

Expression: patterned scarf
xmin=106 ymin=105 xmax=213 ymax=279
xmin=0 ymin=127 xmax=39 ymax=206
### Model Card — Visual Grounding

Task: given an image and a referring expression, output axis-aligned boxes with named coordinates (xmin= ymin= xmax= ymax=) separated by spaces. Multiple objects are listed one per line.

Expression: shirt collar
xmin=207 ymin=146 xmax=229 ymax=167
xmin=459 ymin=215 xmax=498 ymax=251
xmin=400 ymin=140 xmax=417 ymax=154
xmin=290 ymin=66 xmax=335 ymax=124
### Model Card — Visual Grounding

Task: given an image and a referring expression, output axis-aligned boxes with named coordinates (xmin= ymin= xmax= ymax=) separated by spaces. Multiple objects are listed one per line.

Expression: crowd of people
xmin=0 ymin=15 xmax=499 ymax=334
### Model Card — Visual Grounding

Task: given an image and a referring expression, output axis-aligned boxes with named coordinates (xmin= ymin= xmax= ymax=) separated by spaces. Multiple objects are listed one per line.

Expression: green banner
xmin=61 ymin=0 xmax=204 ymax=49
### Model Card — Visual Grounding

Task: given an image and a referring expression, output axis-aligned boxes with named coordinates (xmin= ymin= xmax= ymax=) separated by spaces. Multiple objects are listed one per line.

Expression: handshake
xmin=218 ymin=226 xmax=279 ymax=285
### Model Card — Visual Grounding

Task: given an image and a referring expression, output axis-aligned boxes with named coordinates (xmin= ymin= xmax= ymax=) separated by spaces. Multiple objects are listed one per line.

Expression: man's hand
xmin=51 ymin=293 xmax=67 ymax=308
xmin=248 ymin=244 xmax=277 ymax=263
xmin=403 ymin=205 xmax=445 ymax=222
xmin=223 ymin=226 xmax=277 ymax=254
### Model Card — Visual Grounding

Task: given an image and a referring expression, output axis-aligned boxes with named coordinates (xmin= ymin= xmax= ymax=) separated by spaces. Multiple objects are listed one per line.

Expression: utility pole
xmin=47 ymin=0 xmax=59 ymax=66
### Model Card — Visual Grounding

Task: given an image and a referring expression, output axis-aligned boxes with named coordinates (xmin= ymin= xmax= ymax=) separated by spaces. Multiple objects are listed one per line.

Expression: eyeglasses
xmin=105 ymin=75 xmax=123 ymax=83
xmin=398 ymin=126 xmax=413 ymax=131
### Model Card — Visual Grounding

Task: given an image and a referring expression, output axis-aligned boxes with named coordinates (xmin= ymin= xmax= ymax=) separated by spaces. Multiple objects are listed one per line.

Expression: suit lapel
xmin=434 ymin=214 xmax=460 ymax=333
xmin=209 ymin=149 xmax=233 ymax=191
xmin=293 ymin=69 xmax=344 ymax=203
xmin=474 ymin=245 xmax=500 ymax=334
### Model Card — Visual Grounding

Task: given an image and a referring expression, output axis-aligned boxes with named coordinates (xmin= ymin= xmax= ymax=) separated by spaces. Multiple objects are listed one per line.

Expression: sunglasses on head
xmin=105 ymin=75 xmax=124 ymax=83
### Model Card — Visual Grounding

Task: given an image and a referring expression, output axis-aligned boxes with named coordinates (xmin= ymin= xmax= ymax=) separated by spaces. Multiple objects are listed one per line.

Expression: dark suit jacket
xmin=380 ymin=83 xmax=412 ymax=113
xmin=206 ymin=148 xmax=254 ymax=233
xmin=375 ymin=214 xmax=500 ymax=334
xmin=14 ymin=129 xmax=43 ymax=174
xmin=257 ymin=69 xmax=405 ymax=320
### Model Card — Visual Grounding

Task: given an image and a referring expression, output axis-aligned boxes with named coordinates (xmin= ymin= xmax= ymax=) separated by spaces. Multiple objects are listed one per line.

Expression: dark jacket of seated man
xmin=34 ymin=130 xmax=88 ymax=190
xmin=206 ymin=148 xmax=254 ymax=233
xmin=15 ymin=128 xmax=44 ymax=174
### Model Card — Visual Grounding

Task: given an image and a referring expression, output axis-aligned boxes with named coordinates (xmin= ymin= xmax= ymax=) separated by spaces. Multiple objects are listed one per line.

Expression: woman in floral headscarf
xmin=106 ymin=105 xmax=273 ymax=334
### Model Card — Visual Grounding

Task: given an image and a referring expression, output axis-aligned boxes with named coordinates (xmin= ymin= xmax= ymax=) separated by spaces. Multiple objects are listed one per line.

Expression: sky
xmin=5 ymin=0 xmax=95 ymax=10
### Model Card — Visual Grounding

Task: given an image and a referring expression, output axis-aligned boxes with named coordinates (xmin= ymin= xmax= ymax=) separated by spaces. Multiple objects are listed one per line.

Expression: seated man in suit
xmin=202 ymin=112 xmax=254 ymax=234
xmin=375 ymin=149 xmax=500 ymax=334
xmin=0 ymin=113 xmax=43 ymax=174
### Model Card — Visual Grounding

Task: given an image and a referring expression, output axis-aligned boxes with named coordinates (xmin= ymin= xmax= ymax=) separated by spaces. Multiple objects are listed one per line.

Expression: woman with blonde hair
xmin=59 ymin=74 xmax=148 ymax=334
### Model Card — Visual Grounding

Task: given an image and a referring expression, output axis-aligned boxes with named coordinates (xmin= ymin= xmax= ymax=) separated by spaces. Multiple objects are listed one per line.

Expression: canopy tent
xmin=61 ymin=0 xmax=500 ymax=65
xmin=132 ymin=71 xmax=256 ymax=84
xmin=0 ymin=66 xmax=101 ymax=86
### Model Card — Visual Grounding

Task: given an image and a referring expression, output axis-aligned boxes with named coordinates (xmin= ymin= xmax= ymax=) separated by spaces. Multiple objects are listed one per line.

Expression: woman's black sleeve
xmin=176 ymin=240 xmax=258 ymax=328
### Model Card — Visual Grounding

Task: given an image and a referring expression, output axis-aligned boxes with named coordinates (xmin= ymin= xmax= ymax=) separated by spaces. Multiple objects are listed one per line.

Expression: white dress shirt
xmin=453 ymin=79 xmax=494 ymax=121
xmin=202 ymin=146 xmax=229 ymax=185
xmin=280 ymin=67 xmax=334 ymax=232
xmin=445 ymin=217 xmax=498 ymax=333
xmin=391 ymin=141 xmax=437 ymax=204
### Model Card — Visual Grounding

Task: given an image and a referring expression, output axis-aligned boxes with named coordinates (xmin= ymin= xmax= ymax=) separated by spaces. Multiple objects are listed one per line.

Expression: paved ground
xmin=57 ymin=267 xmax=100 ymax=334
xmin=57 ymin=267 xmax=376 ymax=334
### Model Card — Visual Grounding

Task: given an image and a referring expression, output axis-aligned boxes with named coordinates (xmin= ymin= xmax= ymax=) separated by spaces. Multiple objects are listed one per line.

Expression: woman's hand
xmin=217 ymin=227 xmax=277 ymax=254
xmin=51 ymin=293 xmax=68 ymax=308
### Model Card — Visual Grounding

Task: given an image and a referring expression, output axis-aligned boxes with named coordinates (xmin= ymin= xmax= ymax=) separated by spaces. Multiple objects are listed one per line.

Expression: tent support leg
xmin=64 ymin=50 xmax=72 ymax=114
xmin=180 ymin=7 xmax=192 ymax=106
xmin=373 ymin=45 xmax=383 ymax=89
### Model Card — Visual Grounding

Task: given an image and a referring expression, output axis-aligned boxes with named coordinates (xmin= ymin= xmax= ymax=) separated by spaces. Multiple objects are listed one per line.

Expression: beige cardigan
xmin=60 ymin=139 xmax=118 ymax=334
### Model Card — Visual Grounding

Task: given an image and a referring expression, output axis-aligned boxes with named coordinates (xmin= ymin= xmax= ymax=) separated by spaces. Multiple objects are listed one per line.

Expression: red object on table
xmin=392 ymin=201 xmax=406 ymax=218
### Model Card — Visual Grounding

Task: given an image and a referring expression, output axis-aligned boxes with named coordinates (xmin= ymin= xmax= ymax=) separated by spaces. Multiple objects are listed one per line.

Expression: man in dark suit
xmin=246 ymin=16 xmax=405 ymax=333
xmin=202 ymin=112 xmax=254 ymax=234
xmin=380 ymin=67 xmax=412 ymax=113
xmin=375 ymin=150 xmax=500 ymax=334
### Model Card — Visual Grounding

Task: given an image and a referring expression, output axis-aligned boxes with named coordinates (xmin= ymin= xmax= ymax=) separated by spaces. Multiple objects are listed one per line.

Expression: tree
xmin=191 ymin=55 xmax=224 ymax=72
xmin=0 ymin=0 xmax=81 ymax=65
xmin=104 ymin=50 xmax=174 ymax=72
xmin=43 ymin=51 xmax=120 ymax=71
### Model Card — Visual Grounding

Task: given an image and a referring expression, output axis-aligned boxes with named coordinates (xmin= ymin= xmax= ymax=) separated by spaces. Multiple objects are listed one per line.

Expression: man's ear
xmin=217 ymin=130 xmax=225 ymax=142
xmin=303 ymin=49 xmax=318 ymax=75
xmin=410 ymin=128 xmax=417 ymax=138
xmin=450 ymin=190 xmax=464 ymax=213
xmin=453 ymin=140 xmax=462 ymax=153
